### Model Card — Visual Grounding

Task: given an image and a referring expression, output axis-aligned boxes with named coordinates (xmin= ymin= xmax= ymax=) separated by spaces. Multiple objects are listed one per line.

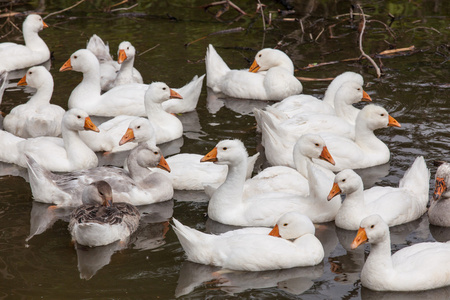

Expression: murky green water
xmin=0 ymin=0 xmax=449 ymax=299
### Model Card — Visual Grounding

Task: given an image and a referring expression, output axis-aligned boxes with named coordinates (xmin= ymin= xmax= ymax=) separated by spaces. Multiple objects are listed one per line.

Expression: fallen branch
xmin=44 ymin=0 xmax=87 ymax=20
xmin=184 ymin=27 xmax=245 ymax=47
xmin=357 ymin=4 xmax=381 ymax=78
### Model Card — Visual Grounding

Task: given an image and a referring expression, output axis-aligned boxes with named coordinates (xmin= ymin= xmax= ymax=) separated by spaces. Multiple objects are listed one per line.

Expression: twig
xmin=378 ymin=46 xmax=415 ymax=56
xmin=334 ymin=12 xmax=371 ymax=19
xmin=138 ymin=44 xmax=160 ymax=57
xmin=256 ymin=0 xmax=266 ymax=31
xmin=44 ymin=0 xmax=87 ymax=20
xmin=315 ymin=27 xmax=324 ymax=41
xmin=300 ymin=45 xmax=416 ymax=70
xmin=367 ymin=19 xmax=396 ymax=39
xmin=296 ymin=76 xmax=335 ymax=82
xmin=406 ymin=26 xmax=441 ymax=34
xmin=184 ymin=27 xmax=245 ymax=47
xmin=357 ymin=4 xmax=381 ymax=78
xmin=110 ymin=3 xmax=138 ymax=12
xmin=8 ymin=18 xmax=21 ymax=32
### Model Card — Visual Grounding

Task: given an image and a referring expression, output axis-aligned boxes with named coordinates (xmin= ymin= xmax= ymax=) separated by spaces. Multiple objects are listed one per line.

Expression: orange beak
xmin=157 ymin=155 xmax=171 ymax=173
xmin=327 ymin=182 xmax=341 ymax=201
xmin=361 ymin=90 xmax=372 ymax=102
xmin=319 ymin=146 xmax=335 ymax=165
xmin=351 ymin=227 xmax=368 ymax=250
xmin=268 ymin=224 xmax=281 ymax=237
xmin=117 ymin=49 xmax=127 ymax=64
xmin=17 ymin=75 xmax=27 ymax=86
xmin=249 ymin=59 xmax=260 ymax=73
xmin=200 ymin=147 xmax=218 ymax=163
xmin=42 ymin=21 xmax=49 ymax=28
xmin=119 ymin=128 xmax=134 ymax=146
xmin=387 ymin=115 xmax=401 ymax=127
xmin=84 ymin=117 xmax=100 ymax=133
xmin=433 ymin=177 xmax=446 ymax=201
xmin=60 ymin=58 xmax=72 ymax=72
xmin=170 ymin=89 xmax=183 ymax=99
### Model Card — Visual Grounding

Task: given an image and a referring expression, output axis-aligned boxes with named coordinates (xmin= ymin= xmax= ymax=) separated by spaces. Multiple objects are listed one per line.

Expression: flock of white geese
xmin=0 ymin=14 xmax=449 ymax=292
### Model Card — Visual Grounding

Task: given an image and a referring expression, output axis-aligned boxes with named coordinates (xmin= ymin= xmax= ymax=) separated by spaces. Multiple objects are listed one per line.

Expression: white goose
xmin=0 ymin=108 xmax=99 ymax=172
xmin=351 ymin=214 xmax=450 ymax=291
xmin=328 ymin=156 xmax=429 ymax=230
xmin=254 ymin=82 xmax=372 ymax=167
xmin=205 ymin=44 xmax=302 ymax=100
xmin=201 ymin=139 xmax=341 ymax=225
xmin=3 ymin=66 xmax=65 ymax=138
xmin=60 ymin=49 xmax=203 ymax=116
xmin=69 ymin=180 xmax=140 ymax=247
xmin=428 ymin=161 xmax=450 ymax=227
xmin=101 ymin=41 xmax=144 ymax=91
xmin=172 ymin=212 xmax=324 ymax=271
xmin=311 ymin=104 xmax=401 ymax=172
xmin=26 ymin=141 xmax=173 ymax=207
xmin=79 ymin=82 xmax=183 ymax=151
xmin=243 ymin=134 xmax=336 ymax=198
xmin=271 ymin=71 xmax=365 ymax=117
xmin=0 ymin=14 xmax=50 ymax=72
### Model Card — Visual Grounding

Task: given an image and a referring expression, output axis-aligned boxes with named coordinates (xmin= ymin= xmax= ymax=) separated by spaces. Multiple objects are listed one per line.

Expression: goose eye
xmin=99 ymin=191 xmax=104 ymax=196
xmin=370 ymin=225 xmax=375 ymax=229
xmin=74 ymin=55 xmax=77 ymax=59
xmin=381 ymin=113 xmax=385 ymax=117
xmin=163 ymin=87 xmax=166 ymax=90
xmin=77 ymin=115 xmax=81 ymax=119
xmin=342 ymin=179 xmax=346 ymax=182
xmin=315 ymin=143 xmax=319 ymax=147
xmin=137 ymin=126 xmax=141 ymax=129
xmin=283 ymin=223 xmax=288 ymax=226
xmin=222 ymin=147 xmax=227 ymax=151
xmin=258 ymin=54 xmax=262 ymax=57
xmin=154 ymin=151 xmax=158 ymax=155
xmin=127 ymin=47 xmax=130 ymax=50
xmin=29 ymin=71 xmax=32 ymax=75
xmin=357 ymin=88 xmax=361 ymax=91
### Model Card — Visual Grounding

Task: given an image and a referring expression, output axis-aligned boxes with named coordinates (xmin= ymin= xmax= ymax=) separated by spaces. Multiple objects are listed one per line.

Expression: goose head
xmin=62 ymin=108 xmax=99 ymax=133
xmin=295 ymin=134 xmax=335 ymax=165
xmin=356 ymin=104 xmax=401 ymax=131
xmin=23 ymin=14 xmax=48 ymax=33
xmin=134 ymin=143 xmax=171 ymax=172
xmin=433 ymin=162 xmax=450 ymax=201
xmin=249 ymin=48 xmax=294 ymax=73
xmin=269 ymin=212 xmax=316 ymax=240
xmin=351 ymin=214 xmax=389 ymax=249
xmin=117 ymin=41 xmax=136 ymax=64
xmin=334 ymin=81 xmax=372 ymax=105
xmin=327 ymin=169 xmax=363 ymax=200
xmin=119 ymin=118 xmax=156 ymax=146
xmin=60 ymin=49 xmax=99 ymax=73
xmin=17 ymin=66 xmax=53 ymax=89
xmin=323 ymin=71 xmax=364 ymax=103
xmin=200 ymin=139 xmax=248 ymax=166
xmin=144 ymin=82 xmax=183 ymax=105
xmin=82 ymin=180 xmax=113 ymax=206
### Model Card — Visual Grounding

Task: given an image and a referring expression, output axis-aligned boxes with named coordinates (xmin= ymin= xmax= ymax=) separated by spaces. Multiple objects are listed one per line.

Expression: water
xmin=0 ymin=0 xmax=449 ymax=298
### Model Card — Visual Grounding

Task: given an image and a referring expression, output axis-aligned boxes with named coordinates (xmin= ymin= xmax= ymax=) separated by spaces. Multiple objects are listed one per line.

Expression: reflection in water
xmin=361 ymin=285 xmax=450 ymax=300
xmin=27 ymin=202 xmax=73 ymax=242
xmin=206 ymin=88 xmax=272 ymax=115
xmin=75 ymin=241 xmax=126 ymax=280
xmin=354 ymin=162 xmax=391 ymax=189
xmin=175 ymin=261 xmax=323 ymax=298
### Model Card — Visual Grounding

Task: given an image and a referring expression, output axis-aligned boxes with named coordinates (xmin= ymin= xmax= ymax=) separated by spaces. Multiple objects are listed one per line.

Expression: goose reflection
xmin=175 ymin=261 xmax=323 ymax=298
xmin=75 ymin=200 xmax=173 ymax=279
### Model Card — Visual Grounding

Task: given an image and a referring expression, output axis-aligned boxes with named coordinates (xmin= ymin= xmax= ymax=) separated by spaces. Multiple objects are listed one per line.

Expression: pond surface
xmin=0 ymin=0 xmax=449 ymax=299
